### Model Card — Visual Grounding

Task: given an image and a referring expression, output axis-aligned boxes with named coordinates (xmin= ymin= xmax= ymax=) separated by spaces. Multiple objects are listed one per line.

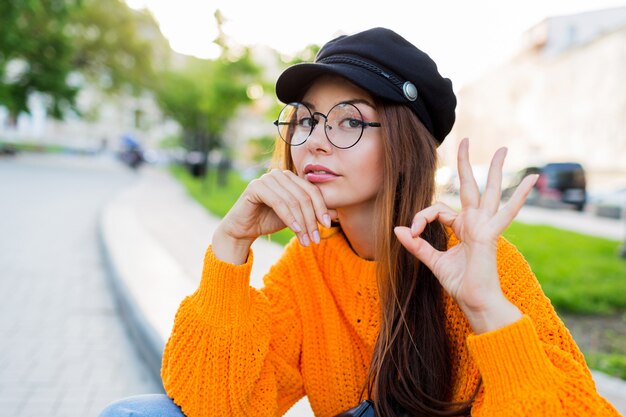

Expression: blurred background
xmin=1 ymin=0 xmax=625 ymax=416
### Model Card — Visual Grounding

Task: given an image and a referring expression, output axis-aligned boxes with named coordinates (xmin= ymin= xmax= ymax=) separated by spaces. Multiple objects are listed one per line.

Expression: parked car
xmin=503 ymin=162 xmax=587 ymax=211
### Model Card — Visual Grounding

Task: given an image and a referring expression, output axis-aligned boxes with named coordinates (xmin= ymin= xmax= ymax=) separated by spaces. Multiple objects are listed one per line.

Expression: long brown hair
xmin=365 ymin=101 xmax=478 ymax=416
xmin=272 ymin=97 xmax=478 ymax=416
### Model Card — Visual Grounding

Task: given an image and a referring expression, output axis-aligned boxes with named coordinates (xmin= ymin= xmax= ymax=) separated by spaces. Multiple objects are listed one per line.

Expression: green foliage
xmin=503 ymin=222 xmax=626 ymax=314
xmin=158 ymin=135 xmax=182 ymax=149
xmin=152 ymin=10 xmax=261 ymax=156
xmin=0 ymin=0 xmax=80 ymax=118
xmin=0 ymin=0 xmax=164 ymax=119
xmin=155 ymin=51 xmax=260 ymax=154
xmin=70 ymin=0 xmax=167 ymax=94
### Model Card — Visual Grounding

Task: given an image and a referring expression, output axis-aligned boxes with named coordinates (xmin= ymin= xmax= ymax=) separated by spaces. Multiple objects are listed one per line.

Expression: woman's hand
xmin=394 ymin=138 xmax=539 ymax=334
xmin=212 ymin=169 xmax=336 ymax=265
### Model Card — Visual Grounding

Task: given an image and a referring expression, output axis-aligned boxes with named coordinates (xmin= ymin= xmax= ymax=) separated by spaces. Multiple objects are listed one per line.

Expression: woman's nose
xmin=305 ymin=120 xmax=333 ymax=153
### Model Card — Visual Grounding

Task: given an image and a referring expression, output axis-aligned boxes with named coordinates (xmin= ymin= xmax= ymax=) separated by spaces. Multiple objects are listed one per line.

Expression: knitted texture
xmin=161 ymin=231 xmax=621 ymax=417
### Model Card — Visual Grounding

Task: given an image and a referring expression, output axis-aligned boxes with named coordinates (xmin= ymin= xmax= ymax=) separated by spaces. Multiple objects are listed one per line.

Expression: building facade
xmin=440 ymin=6 xmax=626 ymax=191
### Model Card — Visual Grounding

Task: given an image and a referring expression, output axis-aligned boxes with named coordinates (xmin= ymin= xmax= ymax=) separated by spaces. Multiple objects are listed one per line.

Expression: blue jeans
xmin=98 ymin=394 xmax=186 ymax=417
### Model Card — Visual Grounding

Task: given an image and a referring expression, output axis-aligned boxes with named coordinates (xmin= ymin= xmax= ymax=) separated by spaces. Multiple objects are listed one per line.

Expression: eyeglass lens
xmin=276 ymin=102 xmax=367 ymax=149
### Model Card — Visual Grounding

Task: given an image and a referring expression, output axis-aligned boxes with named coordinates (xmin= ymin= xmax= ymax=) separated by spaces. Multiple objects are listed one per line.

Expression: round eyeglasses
xmin=273 ymin=102 xmax=382 ymax=149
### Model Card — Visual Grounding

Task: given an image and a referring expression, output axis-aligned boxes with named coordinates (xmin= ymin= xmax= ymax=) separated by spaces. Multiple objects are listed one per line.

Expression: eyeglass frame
xmin=273 ymin=101 xmax=382 ymax=149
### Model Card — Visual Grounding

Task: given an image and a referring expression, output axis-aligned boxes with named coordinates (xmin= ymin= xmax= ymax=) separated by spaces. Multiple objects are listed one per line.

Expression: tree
xmin=70 ymin=0 xmax=168 ymax=94
xmin=154 ymin=11 xmax=260 ymax=176
xmin=0 ymin=0 xmax=80 ymax=120
xmin=156 ymin=52 xmax=259 ymax=155
xmin=0 ymin=0 xmax=165 ymax=121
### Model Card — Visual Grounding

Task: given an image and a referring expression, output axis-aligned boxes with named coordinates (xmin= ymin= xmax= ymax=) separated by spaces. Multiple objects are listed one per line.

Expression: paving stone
xmin=0 ymin=154 xmax=161 ymax=417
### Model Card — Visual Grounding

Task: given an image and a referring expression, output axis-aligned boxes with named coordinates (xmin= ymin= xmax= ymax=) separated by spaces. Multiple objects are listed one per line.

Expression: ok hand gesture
xmin=394 ymin=138 xmax=539 ymax=334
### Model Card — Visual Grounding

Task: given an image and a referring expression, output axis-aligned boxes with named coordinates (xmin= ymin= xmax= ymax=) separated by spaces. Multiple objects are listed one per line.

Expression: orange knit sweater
xmin=161 ymin=230 xmax=621 ymax=417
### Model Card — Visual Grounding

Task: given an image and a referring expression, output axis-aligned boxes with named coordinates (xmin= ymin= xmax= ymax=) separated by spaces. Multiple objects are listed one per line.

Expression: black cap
xmin=275 ymin=27 xmax=456 ymax=145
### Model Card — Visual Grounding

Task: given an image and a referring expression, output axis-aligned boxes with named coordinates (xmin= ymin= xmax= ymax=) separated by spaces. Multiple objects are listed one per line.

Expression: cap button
xmin=403 ymin=81 xmax=418 ymax=101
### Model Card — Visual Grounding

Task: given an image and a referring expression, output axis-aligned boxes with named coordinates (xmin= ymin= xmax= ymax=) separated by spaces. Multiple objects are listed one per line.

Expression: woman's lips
xmin=304 ymin=164 xmax=339 ymax=183
xmin=305 ymin=172 xmax=338 ymax=183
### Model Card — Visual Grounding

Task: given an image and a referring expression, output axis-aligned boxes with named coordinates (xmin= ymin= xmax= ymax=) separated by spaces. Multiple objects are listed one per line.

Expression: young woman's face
xmin=290 ymin=76 xmax=384 ymax=211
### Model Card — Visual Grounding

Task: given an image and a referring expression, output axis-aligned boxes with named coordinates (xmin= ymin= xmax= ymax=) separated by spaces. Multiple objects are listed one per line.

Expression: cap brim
xmin=275 ymin=62 xmax=407 ymax=105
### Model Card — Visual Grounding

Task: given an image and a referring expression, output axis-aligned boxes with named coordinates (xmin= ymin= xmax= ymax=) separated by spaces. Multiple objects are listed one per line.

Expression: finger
xmin=268 ymin=170 xmax=323 ymax=243
xmin=410 ymin=202 xmax=459 ymax=237
xmin=480 ymin=147 xmax=507 ymax=213
xmin=394 ymin=226 xmax=442 ymax=273
xmin=254 ymin=176 xmax=311 ymax=246
xmin=457 ymin=138 xmax=481 ymax=208
xmin=492 ymin=174 xmax=539 ymax=233
xmin=283 ymin=169 xmax=334 ymax=228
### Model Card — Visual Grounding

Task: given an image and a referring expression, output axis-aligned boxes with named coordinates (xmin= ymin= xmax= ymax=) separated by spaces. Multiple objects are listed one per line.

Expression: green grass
xmin=1 ymin=140 xmax=66 ymax=153
xmin=585 ymin=353 xmax=626 ymax=380
xmin=169 ymin=164 xmax=295 ymax=245
xmin=170 ymin=164 xmax=247 ymax=217
xmin=503 ymin=223 xmax=626 ymax=315
xmin=0 ymin=140 xmax=102 ymax=155
xmin=170 ymin=164 xmax=626 ymax=315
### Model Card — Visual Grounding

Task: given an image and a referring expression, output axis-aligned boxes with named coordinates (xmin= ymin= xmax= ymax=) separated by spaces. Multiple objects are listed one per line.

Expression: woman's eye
xmin=298 ymin=117 xmax=314 ymax=128
xmin=341 ymin=118 xmax=363 ymax=129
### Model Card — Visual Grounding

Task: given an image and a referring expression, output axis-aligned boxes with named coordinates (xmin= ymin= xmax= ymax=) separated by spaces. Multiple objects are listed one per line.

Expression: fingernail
xmin=312 ymin=230 xmax=320 ymax=244
xmin=322 ymin=214 xmax=331 ymax=228
xmin=292 ymin=221 xmax=302 ymax=233
xmin=411 ymin=222 xmax=418 ymax=235
xmin=301 ymin=234 xmax=310 ymax=246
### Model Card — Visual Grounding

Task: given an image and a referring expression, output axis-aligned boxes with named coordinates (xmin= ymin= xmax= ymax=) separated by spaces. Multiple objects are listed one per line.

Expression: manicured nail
xmin=301 ymin=233 xmax=310 ymax=246
xmin=312 ymin=230 xmax=320 ymax=244
xmin=322 ymin=214 xmax=331 ymax=228
xmin=291 ymin=221 xmax=302 ymax=233
xmin=411 ymin=222 xmax=419 ymax=235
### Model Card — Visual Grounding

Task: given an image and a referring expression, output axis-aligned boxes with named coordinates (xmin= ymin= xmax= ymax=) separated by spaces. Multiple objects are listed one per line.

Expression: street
xmin=0 ymin=153 xmax=160 ymax=417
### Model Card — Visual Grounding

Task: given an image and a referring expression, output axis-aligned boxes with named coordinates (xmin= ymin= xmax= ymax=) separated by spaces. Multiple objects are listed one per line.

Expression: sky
xmin=125 ymin=0 xmax=626 ymax=89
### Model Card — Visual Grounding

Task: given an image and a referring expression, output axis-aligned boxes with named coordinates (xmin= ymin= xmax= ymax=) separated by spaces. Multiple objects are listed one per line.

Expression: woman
xmin=100 ymin=27 xmax=621 ymax=417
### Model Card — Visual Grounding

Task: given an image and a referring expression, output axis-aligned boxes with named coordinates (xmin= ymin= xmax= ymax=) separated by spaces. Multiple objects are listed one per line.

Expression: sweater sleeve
xmin=161 ymin=244 xmax=305 ymax=417
xmin=466 ymin=238 xmax=622 ymax=416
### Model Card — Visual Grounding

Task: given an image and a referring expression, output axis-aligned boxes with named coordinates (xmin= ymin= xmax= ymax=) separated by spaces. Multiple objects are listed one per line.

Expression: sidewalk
xmin=99 ymin=165 xmax=626 ymax=415
xmin=0 ymin=153 xmax=160 ymax=417
xmin=437 ymin=192 xmax=626 ymax=242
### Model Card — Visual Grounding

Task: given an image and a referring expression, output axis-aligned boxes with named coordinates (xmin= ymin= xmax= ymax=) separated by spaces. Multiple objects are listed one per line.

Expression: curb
xmin=98 ymin=214 xmax=166 ymax=388
xmin=96 ymin=174 xmax=194 ymax=390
